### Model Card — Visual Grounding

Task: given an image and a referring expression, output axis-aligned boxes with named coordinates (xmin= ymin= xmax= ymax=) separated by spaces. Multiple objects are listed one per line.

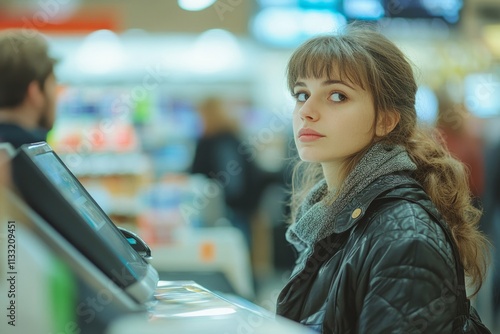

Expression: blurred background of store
xmin=1 ymin=0 xmax=500 ymax=329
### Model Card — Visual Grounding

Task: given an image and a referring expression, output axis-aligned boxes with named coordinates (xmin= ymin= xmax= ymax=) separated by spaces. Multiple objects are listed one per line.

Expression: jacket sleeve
xmin=358 ymin=231 xmax=457 ymax=333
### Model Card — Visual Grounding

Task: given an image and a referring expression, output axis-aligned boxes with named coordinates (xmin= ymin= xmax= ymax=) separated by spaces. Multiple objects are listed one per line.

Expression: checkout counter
xmin=0 ymin=142 xmax=312 ymax=334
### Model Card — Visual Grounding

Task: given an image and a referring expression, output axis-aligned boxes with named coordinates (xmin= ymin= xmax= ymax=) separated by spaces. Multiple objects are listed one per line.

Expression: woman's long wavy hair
xmin=287 ymin=24 xmax=489 ymax=296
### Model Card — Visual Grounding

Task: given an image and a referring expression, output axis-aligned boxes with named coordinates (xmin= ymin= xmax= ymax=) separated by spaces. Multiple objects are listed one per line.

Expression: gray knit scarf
xmin=286 ymin=143 xmax=417 ymax=249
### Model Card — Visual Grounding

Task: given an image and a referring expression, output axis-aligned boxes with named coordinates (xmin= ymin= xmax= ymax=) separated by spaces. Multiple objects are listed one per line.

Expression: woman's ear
xmin=375 ymin=110 xmax=400 ymax=136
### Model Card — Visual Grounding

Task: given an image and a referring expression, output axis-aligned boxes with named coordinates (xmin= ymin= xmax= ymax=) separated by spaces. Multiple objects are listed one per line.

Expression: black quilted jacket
xmin=276 ymin=174 xmax=458 ymax=333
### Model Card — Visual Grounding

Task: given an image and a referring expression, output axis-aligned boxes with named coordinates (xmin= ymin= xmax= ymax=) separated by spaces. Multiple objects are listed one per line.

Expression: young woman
xmin=276 ymin=24 xmax=490 ymax=333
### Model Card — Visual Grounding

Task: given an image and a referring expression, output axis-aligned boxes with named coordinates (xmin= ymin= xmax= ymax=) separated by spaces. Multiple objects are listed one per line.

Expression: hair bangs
xmin=287 ymin=36 xmax=368 ymax=93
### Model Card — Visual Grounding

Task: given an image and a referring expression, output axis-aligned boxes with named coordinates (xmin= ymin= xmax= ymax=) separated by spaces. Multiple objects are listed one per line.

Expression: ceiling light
xmin=178 ymin=0 xmax=217 ymax=11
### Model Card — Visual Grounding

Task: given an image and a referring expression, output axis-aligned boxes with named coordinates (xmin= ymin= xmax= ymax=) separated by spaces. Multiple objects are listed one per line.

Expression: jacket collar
xmin=332 ymin=173 xmax=420 ymax=234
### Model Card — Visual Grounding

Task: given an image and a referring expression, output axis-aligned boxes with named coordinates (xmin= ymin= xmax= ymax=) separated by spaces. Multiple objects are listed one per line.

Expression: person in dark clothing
xmin=276 ymin=24 xmax=491 ymax=333
xmin=191 ymin=97 xmax=262 ymax=244
xmin=0 ymin=29 xmax=57 ymax=149
xmin=482 ymin=140 xmax=500 ymax=327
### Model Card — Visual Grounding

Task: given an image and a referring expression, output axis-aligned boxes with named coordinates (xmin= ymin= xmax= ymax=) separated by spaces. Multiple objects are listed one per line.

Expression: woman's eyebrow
xmin=322 ymin=79 xmax=354 ymax=90
xmin=293 ymin=79 xmax=355 ymax=90
xmin=293 ymin=82 xmax=306 ymax=88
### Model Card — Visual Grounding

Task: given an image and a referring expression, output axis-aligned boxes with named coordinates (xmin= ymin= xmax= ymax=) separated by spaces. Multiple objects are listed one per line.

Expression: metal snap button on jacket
xmin=351 ymin=208 xmax=362 ymax=219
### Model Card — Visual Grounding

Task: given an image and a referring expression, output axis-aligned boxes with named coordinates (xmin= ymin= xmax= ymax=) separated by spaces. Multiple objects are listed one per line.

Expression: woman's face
xmin=292 ymin=75 xmax=376 ymax=166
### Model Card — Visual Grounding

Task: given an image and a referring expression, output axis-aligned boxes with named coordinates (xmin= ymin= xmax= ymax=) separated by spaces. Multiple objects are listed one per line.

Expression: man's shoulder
xmin=0 ymin=123 xmax=41 ymax=149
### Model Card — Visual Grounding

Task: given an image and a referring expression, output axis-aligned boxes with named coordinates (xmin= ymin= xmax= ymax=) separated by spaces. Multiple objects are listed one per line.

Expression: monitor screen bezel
xmin=11 ymin=142 xmax=157 ymax=303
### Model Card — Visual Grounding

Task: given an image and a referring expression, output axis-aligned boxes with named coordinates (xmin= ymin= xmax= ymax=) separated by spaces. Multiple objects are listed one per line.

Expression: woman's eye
xmin=330 ymin=92 xmax=346 ymax=102
xmin=294 ymin=92 xmax=308 ymax=102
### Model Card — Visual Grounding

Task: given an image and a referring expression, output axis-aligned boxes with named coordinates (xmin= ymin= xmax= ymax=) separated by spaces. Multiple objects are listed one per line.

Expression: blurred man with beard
xmin=0 ymin=29 xmax=57 ymax=148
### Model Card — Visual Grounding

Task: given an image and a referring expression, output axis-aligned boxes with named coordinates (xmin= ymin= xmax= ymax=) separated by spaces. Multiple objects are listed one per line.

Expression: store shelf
xmin=59 ymin=152 xmax=151 ymax=177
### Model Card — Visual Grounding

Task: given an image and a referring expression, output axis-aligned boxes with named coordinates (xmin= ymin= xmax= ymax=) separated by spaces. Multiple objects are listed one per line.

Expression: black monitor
xmin=11 ymin=142 xmax=158 ymax=303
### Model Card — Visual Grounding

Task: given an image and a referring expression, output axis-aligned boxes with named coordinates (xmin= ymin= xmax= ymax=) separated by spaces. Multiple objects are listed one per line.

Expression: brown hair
xmin=0 ymin=29 xmax=56 ymax=108
xmin=287 ymin=23 xmax=489 ymax=296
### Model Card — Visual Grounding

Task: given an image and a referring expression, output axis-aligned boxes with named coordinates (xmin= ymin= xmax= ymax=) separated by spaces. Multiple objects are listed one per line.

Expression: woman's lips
xmin=298 ymin=128 xmax=325 ymax=142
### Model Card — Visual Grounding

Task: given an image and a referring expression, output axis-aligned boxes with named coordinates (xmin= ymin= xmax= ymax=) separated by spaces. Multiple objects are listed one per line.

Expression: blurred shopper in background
xmin=191 ymin=97 xmax=264 ymax=246
xmin=435 ymin=89 xmax=498 ymax=331
xmin=276 ymin=24 xmax=491 ymax=333
xmin=482 ymin=139 xmax=500 ymax=328
xmin=0 ymin=29 xmax=57 ymax=149
xmin=435 ymin=90 xmax=485 ymax=209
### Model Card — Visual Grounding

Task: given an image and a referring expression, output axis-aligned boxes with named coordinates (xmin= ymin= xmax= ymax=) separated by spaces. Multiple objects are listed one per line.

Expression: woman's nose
xmin=298 ymin=98 xmax=319 ymax=121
